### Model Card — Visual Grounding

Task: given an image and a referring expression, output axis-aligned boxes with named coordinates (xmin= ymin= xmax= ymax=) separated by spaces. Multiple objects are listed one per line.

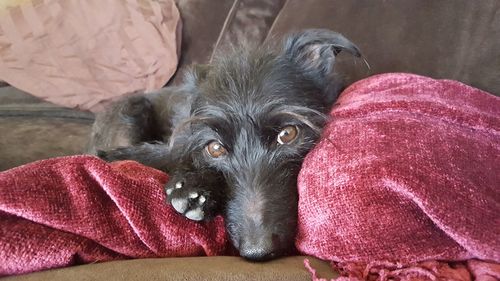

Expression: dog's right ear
xmin=281 ymin=29 xmax=362 ymax=101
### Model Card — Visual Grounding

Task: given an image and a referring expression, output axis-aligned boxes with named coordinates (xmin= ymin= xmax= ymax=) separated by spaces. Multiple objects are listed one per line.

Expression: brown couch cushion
xmin=170 ymin=0 xmax=287 ymax=84
xmin=268 ymin=0 xmax=500 ymax=95
xmin=0 ymin=87 xmax=93 ymax=171
xmin=169 ymin=0 xmax=236 ymax=84
xmin=2 ymin=257 xmax=338 ymax=281
xmin=212 ymin=0 xmax=287 ymax=54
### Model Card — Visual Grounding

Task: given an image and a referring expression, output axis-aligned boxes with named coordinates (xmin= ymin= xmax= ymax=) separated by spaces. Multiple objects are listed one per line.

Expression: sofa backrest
xmin=176 ymin=0 xmax=500 ymax=95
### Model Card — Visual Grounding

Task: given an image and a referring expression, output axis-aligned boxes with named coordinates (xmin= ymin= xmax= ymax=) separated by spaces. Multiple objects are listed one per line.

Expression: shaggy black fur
xmin=87 ymin=29 xmax=361 ymax=261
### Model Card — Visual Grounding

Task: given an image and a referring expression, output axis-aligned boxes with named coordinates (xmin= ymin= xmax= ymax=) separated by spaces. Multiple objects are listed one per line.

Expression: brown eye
xmin=277 ymin=125 xmax=299 ymax=145
xmin=206 ymin=141 xmax=227 ymax=158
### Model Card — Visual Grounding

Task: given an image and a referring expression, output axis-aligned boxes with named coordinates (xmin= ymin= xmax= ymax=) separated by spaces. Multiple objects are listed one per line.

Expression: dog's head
xmin=172 ymin=29 xmax=361 ymax=260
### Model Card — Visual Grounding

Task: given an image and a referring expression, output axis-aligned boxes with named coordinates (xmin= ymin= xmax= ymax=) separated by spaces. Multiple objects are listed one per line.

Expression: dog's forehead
xmin=202 ymin=50 xmax=308 ymax=97
xmin=192 ymin=49 xmax=325 ymax=133
xmin=200 ymin=69 xmax=308 ymax=114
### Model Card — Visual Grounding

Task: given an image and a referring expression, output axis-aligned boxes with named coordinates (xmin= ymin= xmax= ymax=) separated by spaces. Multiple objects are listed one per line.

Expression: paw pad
xmin=166 ymin=181 xmax=183 ymax=195
xmin=171 ymin=198 xmax=189 ymax=213
xmin=166 ymin=180 xmax=209 ymax=221
xmin=185 ymin=207 xmax=204 ymax=221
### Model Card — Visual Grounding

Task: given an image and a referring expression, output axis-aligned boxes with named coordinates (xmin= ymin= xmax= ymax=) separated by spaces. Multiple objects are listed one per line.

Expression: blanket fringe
xmin=303 ymin=259 xmax=499 ymax=281
xmin=331 ymin=260 xmax=474 ymax=281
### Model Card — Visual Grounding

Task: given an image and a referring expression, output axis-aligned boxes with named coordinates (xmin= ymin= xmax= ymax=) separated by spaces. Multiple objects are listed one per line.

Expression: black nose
xmin=239 ymin=245 xmax=277 ymax=261
xmin=238 ymin=233 xmax=284 ymax=261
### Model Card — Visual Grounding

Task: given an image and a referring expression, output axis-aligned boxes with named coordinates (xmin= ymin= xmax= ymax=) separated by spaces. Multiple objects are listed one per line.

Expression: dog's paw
xmin=165 ymin=179 xmax=217 ymax=221
xmin=164 ymin=166 xmax=226 ymax=221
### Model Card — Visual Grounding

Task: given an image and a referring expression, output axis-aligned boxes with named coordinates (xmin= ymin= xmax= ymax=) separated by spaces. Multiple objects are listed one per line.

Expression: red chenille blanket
xmin=0 ymin=158 xmax=229 ymax=276
xmin=297 ymin=73 xmax=500 ymax=280
xmin=1 ymin=73 xmax=499 ymax=279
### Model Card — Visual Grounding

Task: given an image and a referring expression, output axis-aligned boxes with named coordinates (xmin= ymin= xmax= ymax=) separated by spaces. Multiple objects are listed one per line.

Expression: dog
xmin=87 ymin=29 xmax=362 ymax=261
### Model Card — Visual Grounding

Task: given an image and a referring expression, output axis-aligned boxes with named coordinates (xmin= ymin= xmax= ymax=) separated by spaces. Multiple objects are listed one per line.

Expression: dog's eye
xmin=277 ymin=125 xmax=299 ymax=145
xmin=206 ymin=141 xmax=227 ymax=158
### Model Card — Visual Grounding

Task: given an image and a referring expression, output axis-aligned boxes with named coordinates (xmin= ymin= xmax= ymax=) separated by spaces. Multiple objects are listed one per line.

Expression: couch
xmin=1 ymin=1 xmax=499 ymax=280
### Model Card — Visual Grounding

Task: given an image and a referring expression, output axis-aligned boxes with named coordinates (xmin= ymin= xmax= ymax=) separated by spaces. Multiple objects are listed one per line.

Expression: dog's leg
xmin=164 ymin=163 xmax=227 ymax=221
xmin=86 ymin=95 xmax=159 ymax=155
xmin=98 ymin=142 xmax=171 ymax=171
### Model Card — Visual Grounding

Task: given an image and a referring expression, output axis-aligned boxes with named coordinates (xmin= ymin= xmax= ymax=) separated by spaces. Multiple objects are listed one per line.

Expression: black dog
xmin=87 ymin=29 xmax=361 ymax=261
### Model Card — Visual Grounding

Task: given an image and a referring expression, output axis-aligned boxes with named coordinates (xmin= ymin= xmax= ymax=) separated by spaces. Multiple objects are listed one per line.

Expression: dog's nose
xmin=239 ymin=245 xmax=277 ymax=261
xmin=239 ymin=236 xmax=280 ymax=261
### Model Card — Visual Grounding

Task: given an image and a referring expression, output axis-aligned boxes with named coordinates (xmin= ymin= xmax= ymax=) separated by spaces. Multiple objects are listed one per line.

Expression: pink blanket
xmin=1 ymin=73 xmax=499 ymax=279
xmin=297 ymin=73 xmax=500 ymax=280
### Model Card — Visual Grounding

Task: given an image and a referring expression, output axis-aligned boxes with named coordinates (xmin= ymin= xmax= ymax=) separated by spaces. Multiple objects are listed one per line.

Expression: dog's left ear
xmin=281 ymin=29 xmax=362 ymax=101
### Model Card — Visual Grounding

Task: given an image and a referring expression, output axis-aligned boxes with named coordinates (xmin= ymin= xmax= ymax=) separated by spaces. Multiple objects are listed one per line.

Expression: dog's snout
xmin=225 ymin=178 xmax=298 ymax=261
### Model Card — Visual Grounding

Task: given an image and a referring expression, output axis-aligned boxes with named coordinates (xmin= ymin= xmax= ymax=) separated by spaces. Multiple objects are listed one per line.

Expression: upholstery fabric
xmin=0 ymin=87 xmax=93 ymax=171
xmin=268 ymin=0 xmax=500 ymax=96
xmin=168 ymin=0 xmax=235 ymax=85
xmin=1 ymin=256 xmax=338 ymax=281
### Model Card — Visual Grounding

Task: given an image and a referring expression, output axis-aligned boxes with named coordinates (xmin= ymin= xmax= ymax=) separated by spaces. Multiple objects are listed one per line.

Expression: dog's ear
xmin=281 ymin=29 xmax=362 ymax=101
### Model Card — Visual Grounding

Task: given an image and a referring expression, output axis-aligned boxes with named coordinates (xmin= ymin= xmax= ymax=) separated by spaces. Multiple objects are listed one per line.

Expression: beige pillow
xmin=0 ymin=0 xmax=181 ymax=112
